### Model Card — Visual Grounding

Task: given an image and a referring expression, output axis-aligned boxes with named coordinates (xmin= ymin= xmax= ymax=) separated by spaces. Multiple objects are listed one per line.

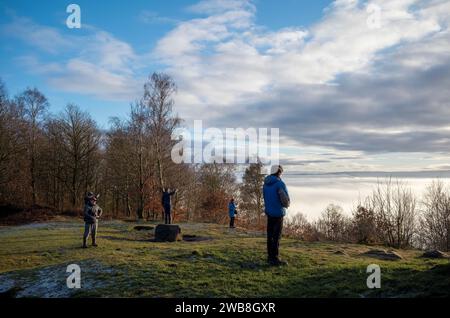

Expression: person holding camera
xmin=82 ymin=192 xmax=103 ymax=248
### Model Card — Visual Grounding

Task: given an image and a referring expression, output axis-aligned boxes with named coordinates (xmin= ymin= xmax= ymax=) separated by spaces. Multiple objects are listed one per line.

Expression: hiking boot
xmin=82 ymin=244 xmax=88 ymax=248
xmin=92 ymin=242 xmax=98 ymax=247
xmin=276 ymin=259 xmax=288 ymax=266
xmin=82 ymin=238 xmax=87 ymax=248
xmin=269 ymin=259 xmax=288 ymax=266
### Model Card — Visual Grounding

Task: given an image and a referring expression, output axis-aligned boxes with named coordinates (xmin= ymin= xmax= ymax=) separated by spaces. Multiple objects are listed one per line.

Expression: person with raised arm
xmin=161 ymin=187 xmax=177 ymax=224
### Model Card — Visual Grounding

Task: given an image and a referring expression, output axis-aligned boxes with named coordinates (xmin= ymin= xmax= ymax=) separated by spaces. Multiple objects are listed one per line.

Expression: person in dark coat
xmin=82 ymin=192 xmax=103 ymax=248
xmin=161 ymin=187 xmax=176 ymax=224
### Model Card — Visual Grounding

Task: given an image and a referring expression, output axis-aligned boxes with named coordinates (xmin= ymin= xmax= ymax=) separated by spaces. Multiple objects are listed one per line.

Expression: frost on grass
xmin=0 ymin=221 xmax=81 ymax=238
xmin=0 ymin=259 xmax=115 ymax=297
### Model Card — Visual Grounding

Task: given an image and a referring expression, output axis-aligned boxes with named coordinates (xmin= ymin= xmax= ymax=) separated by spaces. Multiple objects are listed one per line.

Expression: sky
xmin=1 ymin=0 xmax=450 ymax=175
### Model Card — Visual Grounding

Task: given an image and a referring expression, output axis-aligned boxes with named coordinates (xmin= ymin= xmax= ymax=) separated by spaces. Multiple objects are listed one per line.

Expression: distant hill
xmin=285 ymin=170 xmax=450 ymax=179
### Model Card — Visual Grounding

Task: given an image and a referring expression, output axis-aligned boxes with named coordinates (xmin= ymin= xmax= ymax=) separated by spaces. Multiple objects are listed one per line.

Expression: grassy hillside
xmin=0 ymin=219 xmax=449 ymax=298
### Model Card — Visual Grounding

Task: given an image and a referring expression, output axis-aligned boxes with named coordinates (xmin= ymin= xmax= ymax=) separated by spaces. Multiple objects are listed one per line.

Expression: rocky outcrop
xmin=155 ymin=224 xmax=182 ymax=242
xmin=421 ymin=250 xmax=447 ymax=259
xmin=360 ymin=249 xmax=402 ymax=260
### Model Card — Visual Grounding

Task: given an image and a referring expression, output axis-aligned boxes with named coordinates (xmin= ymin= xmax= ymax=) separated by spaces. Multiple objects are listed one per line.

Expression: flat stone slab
xmin=133 ymin=225 xmax=154 ymax=231
xmin=421 ymin=250 xmax=448 ymax=259
xmin=360 ymin=249 xmax=402 ymax=260
xmin=182 ymin=234 xmax=212 ymax=242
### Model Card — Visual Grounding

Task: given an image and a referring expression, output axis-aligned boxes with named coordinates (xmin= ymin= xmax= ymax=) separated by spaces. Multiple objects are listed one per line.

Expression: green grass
xmin=0 ymin=219 xmax=449 ymax=298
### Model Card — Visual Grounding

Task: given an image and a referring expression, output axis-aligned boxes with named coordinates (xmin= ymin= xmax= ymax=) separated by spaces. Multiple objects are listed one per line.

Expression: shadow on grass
xmin=99 ymin=235 xmax=154 ymax=242
xmin=5 ymin=257 xmax=447 ymax=298
xmin=272 ymin=262 xmax=450 ymax=298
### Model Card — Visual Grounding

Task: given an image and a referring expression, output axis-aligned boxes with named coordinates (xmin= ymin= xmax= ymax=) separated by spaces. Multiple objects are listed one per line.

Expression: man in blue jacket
xmin=228 ymin=198 xmax=237 ymax=228
xmin=263 ymin=165 xmax=290 ymax=266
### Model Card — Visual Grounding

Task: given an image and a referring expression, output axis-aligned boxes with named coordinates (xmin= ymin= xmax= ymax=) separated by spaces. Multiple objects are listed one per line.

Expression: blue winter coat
xmin=228 ymin=202 xmax=236 ymax=218
xmin=263 ymin=175 xmax=290 ymax=217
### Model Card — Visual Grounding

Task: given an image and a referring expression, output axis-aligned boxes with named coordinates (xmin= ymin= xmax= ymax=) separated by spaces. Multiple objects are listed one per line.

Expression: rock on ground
xmin=133 ymin=225 xmax=154 ymax=231
xmin=154 ymin=224 xmax=182 ymax=242
xmin=421 ymin=250 xmax=448 ymax=259
xmin=360 ymin=249 xmax=402 ymax=260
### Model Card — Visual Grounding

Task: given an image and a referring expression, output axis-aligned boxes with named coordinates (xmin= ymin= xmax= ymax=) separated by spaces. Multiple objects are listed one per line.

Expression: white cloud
xmin=16 ymin=55 xmax=64 ymax=73
xmin=3 ymin=16 xmax=144 ymax=101
xmin=187 ymin=0 xmax=256 ymax=15
xmin=152 ymin=0 xmax=449 ymax=159
xmin=48 ymin=59 xmax=140 ymax=101
xmin=3 ymin=0 xmax=450 ymax=169
xmin=155 ymin=0 xmax=444 ymax=109
xmin=2 ymin=16 xmax=73 ymax=53
xmin=138 ymin=10 xmax=179 ymax=25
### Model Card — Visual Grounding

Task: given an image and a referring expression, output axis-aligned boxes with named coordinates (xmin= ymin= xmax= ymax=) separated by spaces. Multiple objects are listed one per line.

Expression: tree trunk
xmin=137 ymin=138 xmax=144 ymax=219
xmin=126 ymin=193 xmax=132 ymax=217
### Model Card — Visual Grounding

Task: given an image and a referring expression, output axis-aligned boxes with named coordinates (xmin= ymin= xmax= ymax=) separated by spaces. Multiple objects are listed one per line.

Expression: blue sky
xmin=1 ymin=0 xmax=450 ymax=174
xmin=0 ymin=0 xmax=332 ymax=127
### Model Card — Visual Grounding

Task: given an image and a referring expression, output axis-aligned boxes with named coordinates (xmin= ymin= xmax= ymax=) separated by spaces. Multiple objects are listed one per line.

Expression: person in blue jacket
xmin=228 ymin=198 xmax=237 ymax=228
xmin=263 ymin=165 xmax=290 ymax=266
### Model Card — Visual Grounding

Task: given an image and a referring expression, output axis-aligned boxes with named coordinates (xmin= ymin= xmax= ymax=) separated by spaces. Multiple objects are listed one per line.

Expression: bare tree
xmin=0 ymin=80 xmax=12 ymax=191
xmin=419 ymin=180 xmax=450 ymax=251
xmin=103 ymin=73 xmax=188 ymax=221
xmin=141 ymin=73 xmax=180 ymax=188
xmin=240 ymin=160 xmax=265 ymax=226
xmin=0 ymin=83 xmax=39 ymax=206
xmin=197 ymin=162 xmax=238 ymax=223
xmin=42 ymin=118 xmax=68 ymax=210
xmin=284 ymin=212 xmax=318 ymax=241
xmin=16 ymin=88 xmax=49 ymax=206
xmin=128 ymin=103 xmax=152 ymax=219
xmin=317 ymin=204 xmax=351 ymax=242
xmin=54 ymin=104 xmax=101 ymax=208
xmin=182 ymin=165 xmax=201 ymax=221
xmin=365 ymin=179 xmax=417 ymax=248
xmin=0 ymin=81 xmax=20 ymax=199
xmin=352 ymin=205 xmax=377 ymax=244
xmin=104 ymin=117 xmax=134 ymax=217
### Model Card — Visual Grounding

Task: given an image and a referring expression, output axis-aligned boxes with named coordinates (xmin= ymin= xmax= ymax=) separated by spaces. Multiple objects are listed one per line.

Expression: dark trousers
xmin=164 ymin=205 xmax=171 ymax=224
xmin=267 ymin=216 xmax=283 ymax=261
xmin=229 ymin=217 xmax=235 ymax=228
